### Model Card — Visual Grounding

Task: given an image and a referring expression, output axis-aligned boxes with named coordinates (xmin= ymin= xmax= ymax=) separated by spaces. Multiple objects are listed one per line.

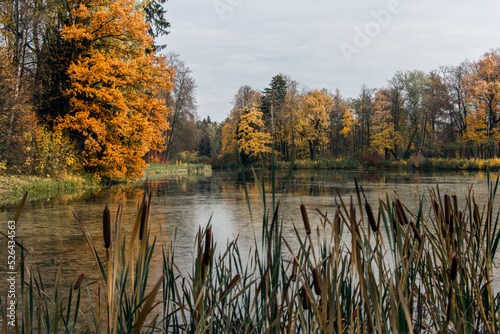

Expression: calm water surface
xmin=0 ymin=170 xmax=498 ymax=288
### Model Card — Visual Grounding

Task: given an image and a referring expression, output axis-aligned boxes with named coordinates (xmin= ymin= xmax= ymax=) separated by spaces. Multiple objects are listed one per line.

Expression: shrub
xmin=32 ymin=128 xmax=79 ymax=177
xmin=174 ymin=151 xmax=199 ymax=164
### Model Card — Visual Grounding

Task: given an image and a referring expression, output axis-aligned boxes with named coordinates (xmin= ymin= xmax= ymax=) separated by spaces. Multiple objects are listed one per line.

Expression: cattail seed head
xmin=300 ymin=286 xmax=309 ymax=310
xmin=312 ymin=268 xmax=322 ymax=295
xmin=433 ymin=200 xmax=441 ymax=223
xmin=449 ymin=215 xmax=454 ymax=238
xmin=450 ymin=253 xmax=458 ymax=281
xmin=203 ymin=227 xmax=212 ymax=266
xmin=334 ymin=209 xmax=341 ymax=237
xmin=300 ymin=204 xmax=311 ymax=235
xmin=365 ymin=201 xmax=378 ymax=232
xmin=139 ymin=197 xmax=148 ymax=241
xmin=103 ymin=205 xmax=111 ymax=249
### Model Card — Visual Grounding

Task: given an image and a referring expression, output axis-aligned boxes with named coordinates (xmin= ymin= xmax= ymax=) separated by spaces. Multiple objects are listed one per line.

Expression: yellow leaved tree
xmin=237 ymin=105 xmax=271 ymax=158
xmin=340 ymin=108 xmax=358 ymax=155
xmin=299 ymin=90 xmax=332 ymax=160
xmin=58 ymin=0 xmax=175 ymax=179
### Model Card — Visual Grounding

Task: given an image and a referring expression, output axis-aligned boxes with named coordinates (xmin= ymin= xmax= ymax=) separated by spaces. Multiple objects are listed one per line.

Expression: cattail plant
xmin=139 ymin=194 xmax=149 ymax=241
xmin=450 ymin=253 xmax=458 ymax=282
xmin=301 ymin=203 xmax=311 ymax=235
xmin=311 ymin=267 xmax=322 ymax=295
xmin=7 ymin=169 xmax=500 ymax=334
xmin=366 ymin=199 xmax=378 ymax=232
xmin=300 ymin=286 xmax=310 ymax=310
xmin=103 ymin=205 xmax=111 ymax=249
xmin=203 ymin=225 xmax=212 ymax=266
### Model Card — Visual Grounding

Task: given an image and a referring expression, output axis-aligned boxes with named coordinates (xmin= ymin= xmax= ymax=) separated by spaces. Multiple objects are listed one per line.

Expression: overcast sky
xmin=159 ymin=0 xmax=500 ymax=122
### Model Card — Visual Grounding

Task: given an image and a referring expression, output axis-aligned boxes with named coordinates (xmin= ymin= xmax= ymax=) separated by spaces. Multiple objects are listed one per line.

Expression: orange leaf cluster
xmin=58 ymin=0 xmax=175 ymax=179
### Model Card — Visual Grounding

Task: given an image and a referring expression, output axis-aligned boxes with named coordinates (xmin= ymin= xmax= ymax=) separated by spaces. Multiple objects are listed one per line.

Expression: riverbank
xmin=246 ymin=157 xmax=500 ymax=171
xmin=0 ymin=174 xmax=99 ymax=200
xmin=0 ymin=163 xmax=212 ymax=201
xmin=143 ymin=163 xmax=212 ymax=178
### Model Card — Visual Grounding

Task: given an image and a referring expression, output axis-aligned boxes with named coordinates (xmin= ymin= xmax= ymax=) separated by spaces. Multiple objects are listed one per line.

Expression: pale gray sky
xmin=159 ymin=0 xmax=500 ymax=122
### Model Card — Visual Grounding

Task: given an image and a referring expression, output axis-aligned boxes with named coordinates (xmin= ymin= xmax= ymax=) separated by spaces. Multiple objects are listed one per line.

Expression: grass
xmin=0 ymin=174 xmax=99 ymax=201
xmin=143 ymin=163 xmax=212 ymax=178
xmin=2 ymin=166 xmax=500 ymax=332
xmin=231 ymin=156 xmax=500 ymax=172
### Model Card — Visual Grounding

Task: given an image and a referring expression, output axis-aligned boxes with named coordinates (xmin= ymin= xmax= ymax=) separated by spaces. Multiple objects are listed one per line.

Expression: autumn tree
xmin=237 ymin=105 xmax=271 ymax=158
xmin=221 ymin=117 xmax=237 ymax=156
xmin=340 ymin=107 xmax=358 ymax=156
xmin=371 ymin=88 xmax=400 ymax=158
xmin=466 ymin=50 xmax=500 ymax=157
xmin=58 ymin=0 xmax=175 ymax=179
xmin=221 ymin=86 xmax=261 ymax=157
xmin=299 ymin=89 xmax=332 ymax=160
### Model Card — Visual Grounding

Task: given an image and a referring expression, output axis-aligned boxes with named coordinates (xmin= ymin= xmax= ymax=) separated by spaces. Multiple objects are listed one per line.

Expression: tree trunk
xmin=309 ymin=140 xmax=314 ymax=160
xmin=6 ymin=21 xmax=27 ymax=147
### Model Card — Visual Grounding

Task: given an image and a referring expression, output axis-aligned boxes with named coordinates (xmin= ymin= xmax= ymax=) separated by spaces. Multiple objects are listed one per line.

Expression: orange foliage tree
xmin=469 ymin=51 xmax=500 ymax=140
xmin=58 ymin=0 xmax=175 ymax=179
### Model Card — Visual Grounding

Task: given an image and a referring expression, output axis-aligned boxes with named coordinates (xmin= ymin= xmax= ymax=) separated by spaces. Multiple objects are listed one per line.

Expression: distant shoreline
xmin=212 ymin=157 xmax=500 ymax=173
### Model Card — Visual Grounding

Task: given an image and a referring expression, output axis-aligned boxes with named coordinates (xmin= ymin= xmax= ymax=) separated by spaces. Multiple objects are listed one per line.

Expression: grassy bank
xmin=246 ymin=157 xmax=500 ymax=172
xmin=0 ymin=163 xmax=212 ymax=201
xmin=143 ymin=163 xmax=212 ymax=177
xmin=0 ymin=174 xmax=99 ymax=200
xmin=3 ymin=169 xmax=500 ymax=332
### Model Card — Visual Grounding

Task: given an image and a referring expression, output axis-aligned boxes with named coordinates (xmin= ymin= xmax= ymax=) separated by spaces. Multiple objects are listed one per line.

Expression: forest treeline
xmin=222 ymin=49 xmax=500 ymax=165
xmin=1 ymin=0 xmax=499 ymax=180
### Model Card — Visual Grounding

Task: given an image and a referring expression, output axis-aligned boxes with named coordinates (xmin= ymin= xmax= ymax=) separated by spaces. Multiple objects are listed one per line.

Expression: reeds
xmin=3 ymin=173 xmax=500 ymax=333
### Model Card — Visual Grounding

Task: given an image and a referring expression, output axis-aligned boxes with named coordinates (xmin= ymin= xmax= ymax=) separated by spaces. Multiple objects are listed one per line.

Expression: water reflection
xmin=0 ymin=170 xmax=497 ymax=288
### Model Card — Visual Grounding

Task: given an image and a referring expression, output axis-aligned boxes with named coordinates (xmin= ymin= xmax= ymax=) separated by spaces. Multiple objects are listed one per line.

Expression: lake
xmin=0 ymin=169 xmax=498 ymax=288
